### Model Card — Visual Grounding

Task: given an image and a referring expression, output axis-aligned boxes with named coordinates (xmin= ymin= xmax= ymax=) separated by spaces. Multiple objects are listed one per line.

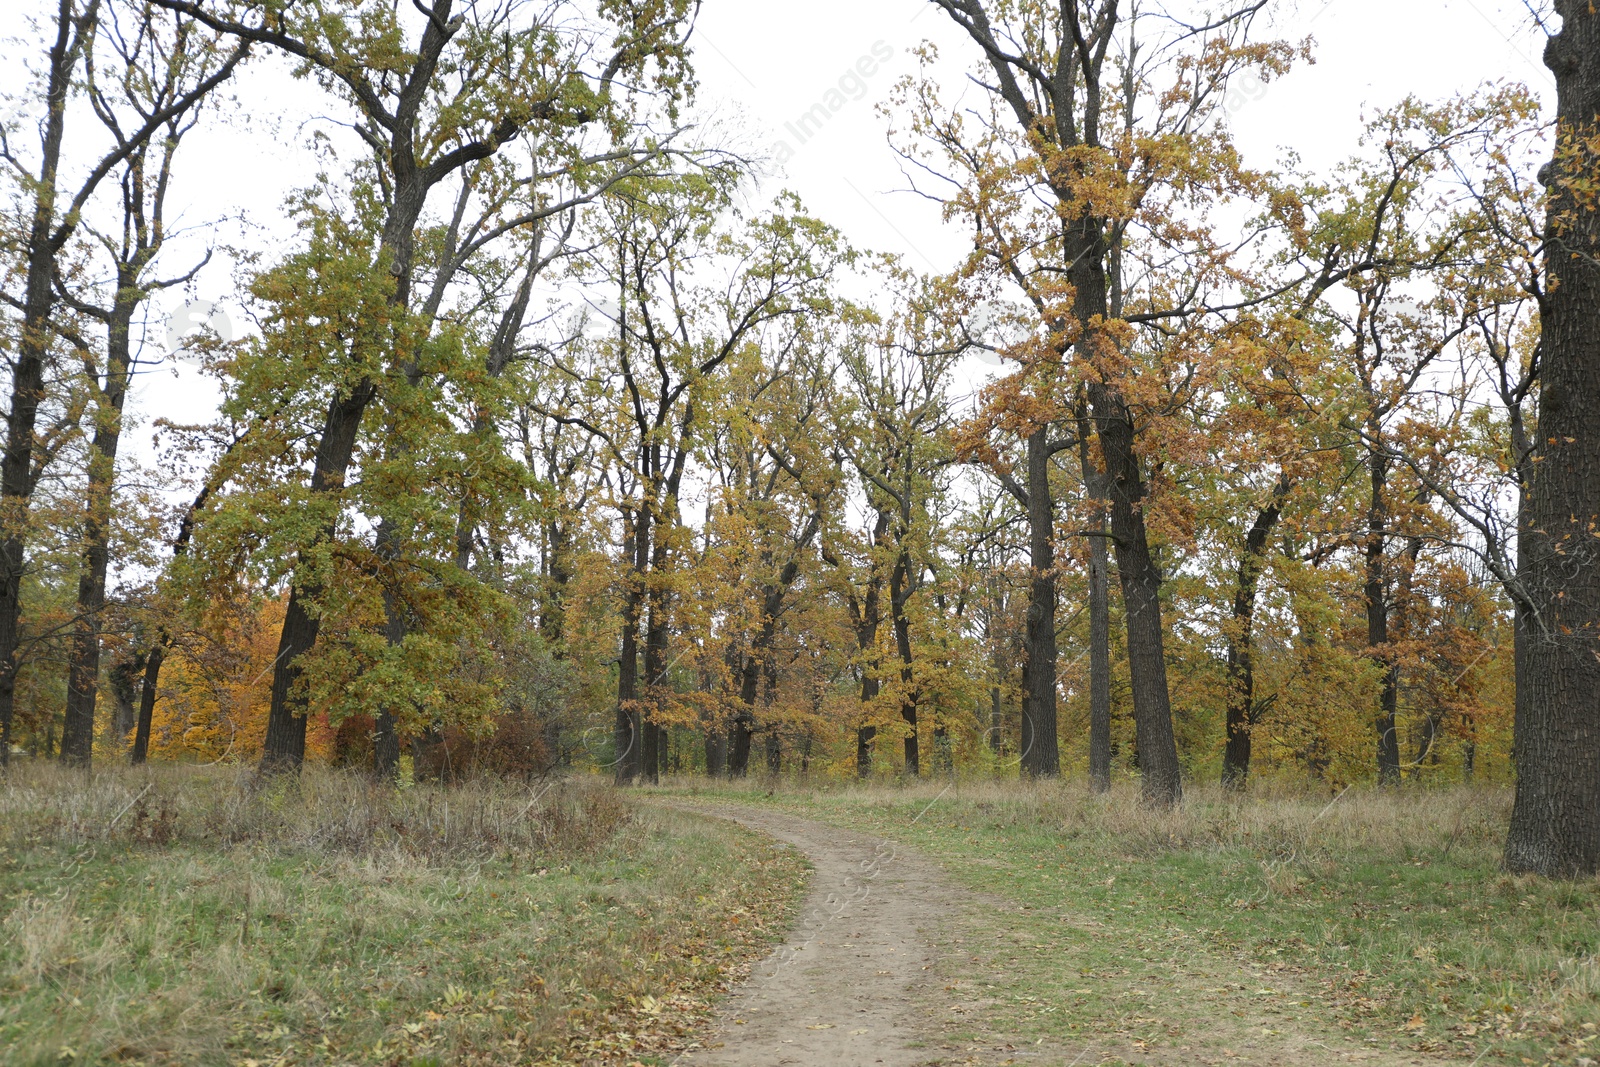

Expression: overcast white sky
xmin=4 ymin=0 xmax=1557 ymax=497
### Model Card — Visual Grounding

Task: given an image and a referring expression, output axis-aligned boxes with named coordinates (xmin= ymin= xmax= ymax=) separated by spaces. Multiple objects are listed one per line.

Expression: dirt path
xmin=667 ymin=803 xmax=1450 ymax=1067
xmin=670 ymin=804 xmax=957 ymax=1067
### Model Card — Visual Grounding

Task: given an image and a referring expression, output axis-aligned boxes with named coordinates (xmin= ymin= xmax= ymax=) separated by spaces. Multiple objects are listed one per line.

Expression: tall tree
xmin=55 ymin=3 xmax=234 ymax=766
xmin=0 ymin=0 xmax=245 ymax=768
xmin=1505 ymin=1 xmax=1600 ymax=876
xmin=917 ymin=0 xmax=1296 ymax=798
xmin=153 ymin=0 xmax=697 ymax=773
xmin=834 ymin=280 xmax=960 ymax=776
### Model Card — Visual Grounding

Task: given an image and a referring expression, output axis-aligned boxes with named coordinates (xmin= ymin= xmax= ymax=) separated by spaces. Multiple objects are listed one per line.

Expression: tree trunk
xmin=890 ymin=549 xmax=919 ymax=776
xmin=1087 ymin=505 xmax=1113 ymax=793
xmin=1019 ymin=428 xmax=1061 ymax=778
xmin=728 ymin=705 xmax=753 ymax=777
xmin=852 ymin=516 xmax=886 ymax=778
xmin=1364 ymin=450 xmax=1402 ymax=786
xmin=60 ymin=298 xmax=138 ymax=765
xmin=107 ymin=656 xmax=140 ymax=745
xmin=0 ymin=3 xmax=82 ymax=770
xmin=614 ymin=510 xmax=645 ymax=784
xmin=1504 ymin=0 xmax=1600 ymax=876
xmin=1090 ymin=383 xmax=1182 ymax=805
xmin=856 ymin=723 xmax=877 ymax=777
xmin=988 ymin=673 xmax=1003 ymax=756
xmin=130 ymin=645 xmax=163 ymax=763
xmin=259 ymin=379 xmax=380 ymax=773
xmin=1222 ymin=480 xmax=1287 ymax=787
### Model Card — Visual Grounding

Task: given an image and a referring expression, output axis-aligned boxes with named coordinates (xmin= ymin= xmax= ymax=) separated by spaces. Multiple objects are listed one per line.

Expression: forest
xmin=0 ymin=0 xmax=1594 ymax=828
xmin=4 ymin=0 xmax=1600 ymax=1064
xmin=0 ymin=0 xmax=1594 ymax=841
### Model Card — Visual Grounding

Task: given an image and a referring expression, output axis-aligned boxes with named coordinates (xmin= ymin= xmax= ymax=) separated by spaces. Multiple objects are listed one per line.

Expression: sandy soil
xmin=670 ymin=804 xmax=955 ymax=1066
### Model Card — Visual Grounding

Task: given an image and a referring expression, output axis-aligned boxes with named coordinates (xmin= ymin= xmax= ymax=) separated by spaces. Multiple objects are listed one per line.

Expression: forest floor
xmin=0 ymin=765 xmax=805 ymax=1067
xmin=654 ymin=779 xmax=1600 ymax=1067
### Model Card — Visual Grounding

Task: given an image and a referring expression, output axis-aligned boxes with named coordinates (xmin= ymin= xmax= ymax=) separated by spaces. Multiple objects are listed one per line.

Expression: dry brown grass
xmin=0 ymin=763 xmax=804 ymax=1067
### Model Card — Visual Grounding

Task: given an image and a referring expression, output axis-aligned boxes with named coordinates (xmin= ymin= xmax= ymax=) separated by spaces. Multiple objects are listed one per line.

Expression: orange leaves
xmin=146 ymin=594 xmax=338 ymax=764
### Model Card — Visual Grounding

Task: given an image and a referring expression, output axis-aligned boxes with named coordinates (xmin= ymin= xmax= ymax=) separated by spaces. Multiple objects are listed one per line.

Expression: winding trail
xmin=671 ymin=804 xmax=958 ymax=1067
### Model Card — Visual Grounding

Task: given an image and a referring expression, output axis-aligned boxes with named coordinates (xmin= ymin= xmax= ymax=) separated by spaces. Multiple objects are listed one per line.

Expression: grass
xmin=0 ymin=763 xmax=806 ymax=1066
xmin=658 ymin=775 xmax=1600 ymax=1066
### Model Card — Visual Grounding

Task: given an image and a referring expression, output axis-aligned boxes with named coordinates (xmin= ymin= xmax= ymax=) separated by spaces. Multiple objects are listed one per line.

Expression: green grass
xmin=0 ymin=764 xmax=806 ymax=1066
xmin=659 ymin=776 xmax=1600 ymax=1066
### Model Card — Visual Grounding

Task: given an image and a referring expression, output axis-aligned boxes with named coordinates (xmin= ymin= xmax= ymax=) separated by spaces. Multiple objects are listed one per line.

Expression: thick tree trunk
xmin=639 ymin=703 xmax=658 ymax=783
xmin=855 ymin=723 xmax=876 ymax=777
xmin=1505 ymin=0 xmax=1600 ymax=876
xmin=1090 ymin=383 xmax=1182 ymax=805
xmin=728 ymin=705 xmax=753 ymax=777
xmin=890 ymin=550 xmax=919 ymax=776
xmin=1364 ymin=451 xmax=1402 ymax=786
xmin=108 ymin=656 xmax=140 ymax=744
xmin=259 ymin=379 xmax=380 ymax=772
xmin=130 ymin=645 xmax=163 ymax=763
xmin=1222 ymin=480 xmax=1287 ymax=787
xmin=1087 ymin=504 xmax=1113 ymax=793
xmin=1019 ymin=428 xmax=1061 ymax=778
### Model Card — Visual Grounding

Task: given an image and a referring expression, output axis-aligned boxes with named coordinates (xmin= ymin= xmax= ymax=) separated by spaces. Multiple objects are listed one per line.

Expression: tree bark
xmin=890 ymin=546 xmax=919 ymax=776
xmin=1090 ymin=382 xmax=1183 ymax=805
xmin=130 ymin=645 xmax=163 ymax=763
xmin=614 ymin=509 xmax=645 ymax=784
xmin=1087 ymin=504 xmax=1113 ymax=794
xmin=1019 ymin=428 xmax=1061 ymax=778
xmin=0 ymin=2 xmax=88 ymax=769
xmin=1364 ymin=449 xmax=1402 ymax=786
xmin=1504 ymin=0 xmax=1600 ymax=876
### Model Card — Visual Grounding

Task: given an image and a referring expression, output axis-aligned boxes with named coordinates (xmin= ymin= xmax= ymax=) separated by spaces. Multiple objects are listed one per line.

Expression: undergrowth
xmin=0 ymin=763 xmax=805 ymax=1066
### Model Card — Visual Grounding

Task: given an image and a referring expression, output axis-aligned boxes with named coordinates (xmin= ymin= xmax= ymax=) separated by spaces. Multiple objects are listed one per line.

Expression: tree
xmin=0 ymin=0 xmax=245 ymax=769
xmin=915 ymin=0 xmax=1298 ymax=800
xmin=832 ymin=277 xmax=961 ymax=776
xmin=152 ymin=0 xmax=697 ymax=774
xmin=1504 ymin=1 xmax=1600 ymax=876
xmin=54 ymin=2 xmax=236 ymax=767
